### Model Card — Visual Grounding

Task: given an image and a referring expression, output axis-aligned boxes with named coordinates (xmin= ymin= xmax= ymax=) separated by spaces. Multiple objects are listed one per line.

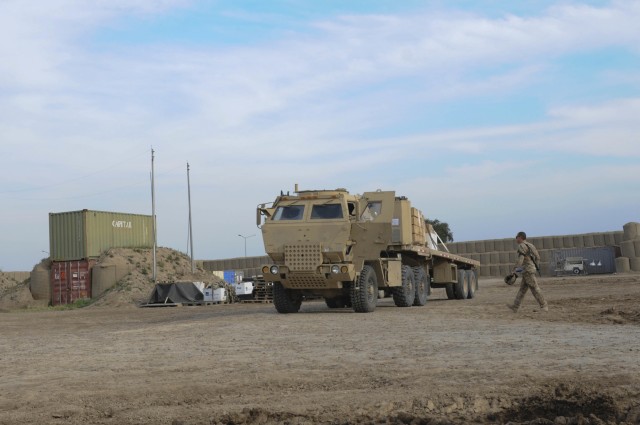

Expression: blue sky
xmin=1 ymin=0 xmax=639 ymax=270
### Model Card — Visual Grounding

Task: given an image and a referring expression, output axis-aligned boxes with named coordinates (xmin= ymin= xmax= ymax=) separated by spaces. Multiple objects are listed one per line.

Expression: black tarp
xmin=147 ymin=282 xmax=204 ymax=304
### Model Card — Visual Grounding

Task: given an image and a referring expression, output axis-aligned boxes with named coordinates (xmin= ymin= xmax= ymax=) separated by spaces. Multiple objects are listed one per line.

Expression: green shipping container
xmin=49 ymin=209 xmax=154 ymax=261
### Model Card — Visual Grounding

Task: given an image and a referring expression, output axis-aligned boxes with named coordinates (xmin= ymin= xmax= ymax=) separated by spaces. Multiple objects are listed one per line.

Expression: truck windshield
xmin=311 ymin=203 xmax=343 ymax=219
xmin=273 ymin=205 xmax=305 ymax=220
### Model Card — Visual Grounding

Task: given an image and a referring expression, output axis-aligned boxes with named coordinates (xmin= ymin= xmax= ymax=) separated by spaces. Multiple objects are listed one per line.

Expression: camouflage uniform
xmin=510 ymin=240 xmax=547 ymax=312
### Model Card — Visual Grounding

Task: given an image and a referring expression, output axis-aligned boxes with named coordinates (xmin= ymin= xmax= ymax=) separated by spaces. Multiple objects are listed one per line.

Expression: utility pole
xmin=238 ymin=234 xmax=255 ymax=257
xmin=187 ymin=162 xmax=195 ymax=273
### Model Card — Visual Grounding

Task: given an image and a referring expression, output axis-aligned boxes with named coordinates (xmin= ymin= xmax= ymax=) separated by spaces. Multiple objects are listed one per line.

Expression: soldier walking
xmin=507 ymin=231 xmax=548 ymax=312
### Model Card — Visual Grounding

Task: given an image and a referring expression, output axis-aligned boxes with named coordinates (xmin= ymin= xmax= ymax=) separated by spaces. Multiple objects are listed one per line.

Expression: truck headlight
xmin=331 ymin=265 xmax=340 ymax=274
xmin=269 ymin=265 xmax=279 ymax=275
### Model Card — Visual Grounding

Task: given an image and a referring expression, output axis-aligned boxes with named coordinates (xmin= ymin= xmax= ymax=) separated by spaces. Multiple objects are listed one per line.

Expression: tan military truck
xmin=256 ymin=186 xmax=480 ymax=313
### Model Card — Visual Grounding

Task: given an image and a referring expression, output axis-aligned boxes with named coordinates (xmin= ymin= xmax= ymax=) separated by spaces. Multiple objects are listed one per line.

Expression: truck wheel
xmin=445 ymin=284 xmax=455 ymax=299
xmin=325 ymin=296 xmax=349 ymax=309
xmin=393 ymin=265 xmax=416 ymax=307
xmin=573 ymin=267 xmax=580 ymax=275
xmin=454 ymin=270 xmax=469 ymax=300
xmin=466 ymin=269 xmax=477 ymax=299
xmin=351 ymin=265 xmax=378 ymax=313
xmin=474 ymin=269 xmax=479 ymax=292
xmin=273 ymin=282 xmax=302 ymax=313
xmin=413 ymin=267 xmax=429 ymax=306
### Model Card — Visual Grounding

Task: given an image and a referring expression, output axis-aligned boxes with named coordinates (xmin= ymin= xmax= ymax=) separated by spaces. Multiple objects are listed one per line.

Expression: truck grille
xmin=285 ymin=243 xmax=323 ymax=271
xmin=287 ymin=273 xmax=329 ymax=289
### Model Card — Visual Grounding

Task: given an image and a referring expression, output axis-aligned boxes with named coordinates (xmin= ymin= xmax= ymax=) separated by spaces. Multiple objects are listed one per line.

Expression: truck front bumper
xmin=261 ymin=264 xmax=356 ymax=289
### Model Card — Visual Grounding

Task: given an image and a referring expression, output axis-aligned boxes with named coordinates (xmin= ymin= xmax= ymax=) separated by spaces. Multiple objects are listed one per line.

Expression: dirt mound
xmin=0 ymin=273 xmax=22 ymax=291
xmin=208 ymin=382 xmax=640 ymax=424
xmin=0 ymin=279 xmax=44 ymax=311
xmin=90 ymin=247 xmax=227 ymax=308
xmin=600 ymin=306 xmax=640 ymax=324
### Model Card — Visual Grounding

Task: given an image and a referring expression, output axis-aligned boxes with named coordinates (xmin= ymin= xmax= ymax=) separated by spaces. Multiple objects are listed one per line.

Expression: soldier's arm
xmin=513 ymin=246 xmax=525 ymax=272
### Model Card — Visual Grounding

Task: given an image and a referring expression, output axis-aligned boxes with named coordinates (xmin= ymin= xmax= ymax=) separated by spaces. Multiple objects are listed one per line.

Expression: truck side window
xmin=361 ymin=201 xmax=382 ymax=221
xmin=273 ymin=205 xmax=305 ymax=220
xmin=311 ymin=204 xmax=343 ymax=219
xmin=348 ymin=202 xmax=356 ymax=217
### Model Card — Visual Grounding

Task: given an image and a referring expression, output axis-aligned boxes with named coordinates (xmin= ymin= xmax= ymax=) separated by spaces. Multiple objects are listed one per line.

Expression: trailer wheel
xmin=393 ymin=265 xmax=416 ymax=307
xmin=413 ymin=267 xmax=429 ymax=306
xmin=351 ymin=265 xmax=378 ymax=313
xmin=466 ymin=269 xmax=477 ymax=299
xmin=273 ymin=282 xmax=302 ymax=313
xmin=454 ymin=270 xmax=469 ymax=300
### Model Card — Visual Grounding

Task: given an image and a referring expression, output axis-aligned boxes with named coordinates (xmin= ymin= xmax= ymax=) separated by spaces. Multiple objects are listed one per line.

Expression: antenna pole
xmin=151 ymin=148 xmax=157 ymax=283
xmin=187 ymin=162 xmax=195 ymax=273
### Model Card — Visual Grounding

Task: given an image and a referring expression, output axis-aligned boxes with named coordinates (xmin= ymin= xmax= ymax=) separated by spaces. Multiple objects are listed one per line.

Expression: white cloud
xmin=2 ymin=1 xmax=640 ymax=269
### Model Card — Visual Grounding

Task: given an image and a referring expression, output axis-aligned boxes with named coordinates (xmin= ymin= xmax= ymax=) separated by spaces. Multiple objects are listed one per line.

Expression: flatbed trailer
xmin=257 ymin=187 xmax=480 ymax=313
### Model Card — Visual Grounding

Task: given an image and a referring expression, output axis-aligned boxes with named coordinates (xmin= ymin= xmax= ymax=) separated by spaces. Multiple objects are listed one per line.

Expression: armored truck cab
xmin=257 ymin=187 xmax=479 ymax=313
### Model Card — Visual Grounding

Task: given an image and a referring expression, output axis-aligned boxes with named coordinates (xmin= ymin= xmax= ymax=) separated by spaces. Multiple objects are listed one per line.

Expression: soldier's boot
xmin=540 ymin=304 xmax=549 ymax=312
xmin=506 ymin=303 xmax=519 ymax=313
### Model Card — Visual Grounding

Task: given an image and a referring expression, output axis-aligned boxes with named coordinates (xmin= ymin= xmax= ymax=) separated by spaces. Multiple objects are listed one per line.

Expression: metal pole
xmin=238 ymin=234 xmax=255 ymax=258
xmin=151 ymin=148 xmax=157 ymax=283
xmin=187 ymin=162 xmax=195 ymax=273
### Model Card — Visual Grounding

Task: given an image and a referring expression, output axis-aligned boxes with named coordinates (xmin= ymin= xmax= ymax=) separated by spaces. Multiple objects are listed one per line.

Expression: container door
xmin=51 ymin=261 xmax=92 ymax=306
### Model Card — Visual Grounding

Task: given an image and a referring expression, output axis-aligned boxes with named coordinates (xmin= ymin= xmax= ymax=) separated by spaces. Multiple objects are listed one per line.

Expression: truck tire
xmin=466 ymin=269 xmax=477 ymax=299
xmin=413 ymin=267 xmax=429 ymax=306
xmin=351 ymin=265 xmax=378 ymax=313
xmin=454 ymin=270 xmax=469 ymax=300
xmin=446 ymin=284 xmax=455 ymax=299
xmin=393 ymin=265 xmax=416 ymax=307
xmin=273 ymin=282 xmax=302 ymax=313
xmin=573 ymin=267 xmax=580 ymax=275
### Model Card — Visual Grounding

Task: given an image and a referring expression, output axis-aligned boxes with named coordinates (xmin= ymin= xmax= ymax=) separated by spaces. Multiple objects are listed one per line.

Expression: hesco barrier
xmin=0 ymin=271 xmax=30 ymax=282
xmin=29 ymin=264 xmax=51 ymax=301
xmin=201 ymin=229 xmax=633 ymax=278
xmin=620 ymin=221 xmax=640 ymax=272
xmin=91 ymin=262 xmax=134 ymax=298
xmin=201 ymin=256 xmax=270 ymax=281
xmin=443 ymin=230 xmax=626 ymax=276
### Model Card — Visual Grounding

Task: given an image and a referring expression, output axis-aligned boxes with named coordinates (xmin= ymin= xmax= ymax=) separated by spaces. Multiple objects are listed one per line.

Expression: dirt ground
xmin=1 ymin=273 xmax=640 ymax=425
